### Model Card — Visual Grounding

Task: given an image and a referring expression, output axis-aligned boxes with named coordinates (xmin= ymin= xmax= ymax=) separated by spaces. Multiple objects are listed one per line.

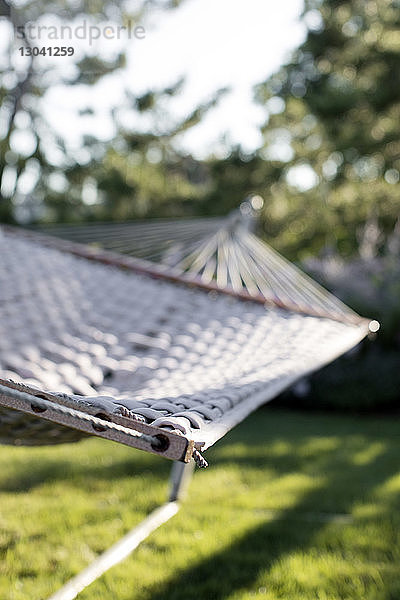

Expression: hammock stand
xmin=0 ymin=203 xmax=377 ymax=599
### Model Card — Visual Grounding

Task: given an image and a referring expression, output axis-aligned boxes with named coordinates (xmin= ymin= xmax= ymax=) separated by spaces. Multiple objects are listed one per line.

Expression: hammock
xmin=0 ymin=205 xmax=374 ymax=462
xmin=0 ymin=203 xmax=377 ymax=599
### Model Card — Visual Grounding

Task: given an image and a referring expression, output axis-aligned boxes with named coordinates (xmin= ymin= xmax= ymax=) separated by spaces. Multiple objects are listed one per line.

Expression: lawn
xmin=1 ymin=409 xmax=400 ymax=600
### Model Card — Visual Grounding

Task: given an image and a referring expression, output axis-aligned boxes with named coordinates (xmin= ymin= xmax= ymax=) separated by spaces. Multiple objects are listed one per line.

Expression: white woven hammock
xmin=0 ymin=212 xmax=373 ymax=466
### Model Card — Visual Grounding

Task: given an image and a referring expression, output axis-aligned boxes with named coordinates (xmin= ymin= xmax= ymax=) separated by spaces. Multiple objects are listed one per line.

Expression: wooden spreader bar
xmin=0 ymin=379 xmax=194 ymax=463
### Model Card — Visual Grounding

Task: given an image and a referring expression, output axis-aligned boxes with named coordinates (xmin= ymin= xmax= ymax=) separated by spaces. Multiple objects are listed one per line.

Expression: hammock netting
xmin=37 ymin=217 xmax=226 ymax=263
xmin=0 ymin=211 xmax=373 ymax=463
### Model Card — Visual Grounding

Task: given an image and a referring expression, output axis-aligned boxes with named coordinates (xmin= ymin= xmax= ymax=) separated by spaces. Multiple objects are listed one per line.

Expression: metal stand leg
xmin=169 ymin=459 xmax=195 ymax=502
xmin=48 ymin=460 xmax=195 ymax=600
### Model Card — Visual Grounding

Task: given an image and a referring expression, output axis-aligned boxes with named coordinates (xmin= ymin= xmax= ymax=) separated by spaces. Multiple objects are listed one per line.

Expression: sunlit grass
xmin=1 ymin=409 xmax=399 ymax=600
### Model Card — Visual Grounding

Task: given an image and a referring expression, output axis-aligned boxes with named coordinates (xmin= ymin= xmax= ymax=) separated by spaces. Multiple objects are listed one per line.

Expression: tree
xmin=254 ymin=0 xmax=400 ymax=259
xmin=0 ymin=0 xmax=205 ymax=223
xmin=73 ymin=85 xmax=228 ymax=222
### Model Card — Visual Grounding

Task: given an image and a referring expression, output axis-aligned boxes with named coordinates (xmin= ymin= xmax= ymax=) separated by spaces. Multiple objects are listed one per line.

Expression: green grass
xmin=1 ymin=409 xmax=400 ymax=600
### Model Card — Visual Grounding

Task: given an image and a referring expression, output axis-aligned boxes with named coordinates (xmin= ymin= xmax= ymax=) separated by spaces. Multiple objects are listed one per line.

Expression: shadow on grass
xmin=0 ymin=444 xmax=169 ymax=493
xmin=146 ymin=411 xmax=400 ymax=600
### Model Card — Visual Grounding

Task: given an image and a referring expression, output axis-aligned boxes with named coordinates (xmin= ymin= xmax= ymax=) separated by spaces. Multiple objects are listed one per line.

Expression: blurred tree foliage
xmin=0 ymin=0 xmax=126 ymax=221
xmin=0 ymin=0 xmax=216 ymax=223
xmin=252 ymin=0 xmax=400 ymax=260
xmin=2 ymin=0 xmax=400 ymax=264
xmin=67 ymin=86 xmax=228 ymax=221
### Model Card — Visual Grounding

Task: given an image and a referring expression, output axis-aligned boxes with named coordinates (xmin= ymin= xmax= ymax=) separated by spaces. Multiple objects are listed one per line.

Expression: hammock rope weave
xmin=36 ymin=217 xmax=226 ymax=264
xmin=0 ymin=208 xmax=374 ymax=464
xmin=0 ymin=383 xmax=157 ymax=441
xmin=0 ymin=382 xmax=206 ymax=465
xmin=36 ymin=208 xmax=364 ymax=325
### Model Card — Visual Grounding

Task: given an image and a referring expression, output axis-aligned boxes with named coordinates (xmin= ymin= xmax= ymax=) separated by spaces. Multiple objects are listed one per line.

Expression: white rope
xmin=0 ymin=384 xmax=159 ymax=446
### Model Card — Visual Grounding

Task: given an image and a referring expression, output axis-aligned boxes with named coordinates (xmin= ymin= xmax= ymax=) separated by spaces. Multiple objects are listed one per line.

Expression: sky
xmin=38 ymin=0 xmax=306 ymax=160
xmin=1 ymin=0 xmax=307 ymax=168
xmin=130 ymin=0 xmax=306 ymax=156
